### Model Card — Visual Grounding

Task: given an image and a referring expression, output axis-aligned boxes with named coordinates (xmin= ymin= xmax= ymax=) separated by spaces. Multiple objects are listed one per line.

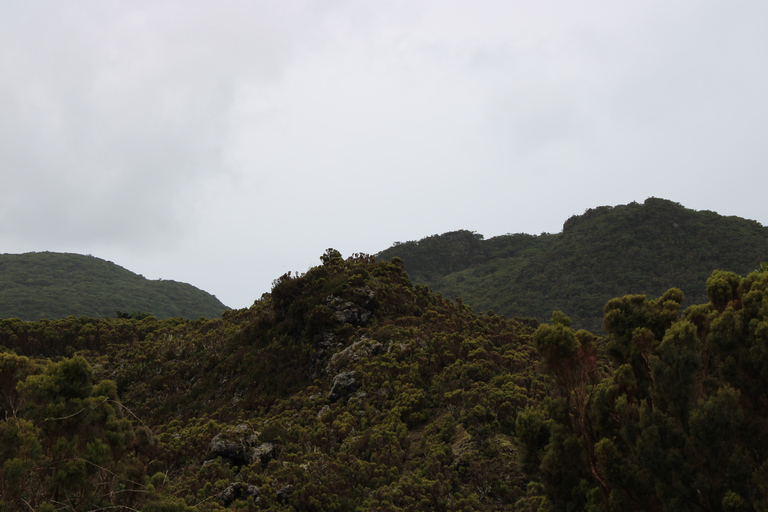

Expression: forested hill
xmin=0 ymin=251 xmax=229 ymax=320
xmin=2 ymin=250 xmax=768 ymax=510
xmin=376 ymin=197 xmax=768 ymax=330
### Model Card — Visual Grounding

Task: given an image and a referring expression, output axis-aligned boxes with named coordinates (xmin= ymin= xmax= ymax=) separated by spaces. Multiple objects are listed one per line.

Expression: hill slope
xmin=0 ymin=251 xmax=229 ymax=320
xmin=0 ymin=250 xmax=543 ymax=510
xmin=376 ymin=198 xmax=768 ymax=330
xmin=1 ymin=250 xmax=768 ymax=510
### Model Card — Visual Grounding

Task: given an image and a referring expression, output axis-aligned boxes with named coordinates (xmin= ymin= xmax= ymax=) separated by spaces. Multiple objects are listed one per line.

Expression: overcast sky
xmin=2 ymin=1 xmax=767 ymax=310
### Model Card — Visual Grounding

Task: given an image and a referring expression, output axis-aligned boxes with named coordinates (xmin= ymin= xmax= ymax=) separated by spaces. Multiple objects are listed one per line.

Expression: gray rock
xmin=325 ymin=286 xmax=375 ymax=325
xmin=317 ymin=331 xmax=343 ymax=355
xmin=328 ymin=371 xmax=362 ymax=403
xmin=219 ymin=484 xmax=238 ymax=506
xmin=208 ymin=424 xmax=259 ymax=467
xmin=276 ymin=484 xmax=294 ymax=504
xmin=209 ymin=434 xmax=247 ymax=465
xmin=325 ymin=336 xmax=383 ymax=375
xmin=219 ymin=482 xmax=260 ymax=506
xmin=249 ymin=442 xmax=279 ymax=467
xmin=348 ymin=390 xmax=368 ymax=409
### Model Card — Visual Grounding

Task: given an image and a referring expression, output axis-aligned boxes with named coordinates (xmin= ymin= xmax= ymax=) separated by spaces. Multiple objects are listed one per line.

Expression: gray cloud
xmin=2 ymin=1 xmax=766 ymax=309
xmin=1 ymin=1 xmax=310 ymax=244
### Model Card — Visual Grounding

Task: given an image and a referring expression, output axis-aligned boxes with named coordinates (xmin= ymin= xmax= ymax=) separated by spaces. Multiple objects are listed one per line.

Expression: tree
xmin=532 ymin=312 xmax=607 ymax=497
xmin=518 ymin=273 xmax=768 ymax=511
xmin=0 ymin=352 xmax=35 ymax=420
xmin=1 ymin=355 xmax=153 ymax=511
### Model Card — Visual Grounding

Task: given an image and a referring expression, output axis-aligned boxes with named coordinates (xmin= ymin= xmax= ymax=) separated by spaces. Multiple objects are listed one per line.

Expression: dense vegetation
xmin=1 ymin=251 xmax=544 ymax=511
xmin=1 ymin=244 xmax=767 ymax=510
xmin=0 ymin=252 xmax=229 ymax=320
xmin=517 ymin=267 xmax=768 ymax=511
xmin=376 ymin=198 xmax=768 ymax=331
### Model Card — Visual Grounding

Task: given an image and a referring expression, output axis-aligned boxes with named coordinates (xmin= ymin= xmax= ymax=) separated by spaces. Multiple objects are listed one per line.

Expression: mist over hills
xmin=377 ymin=197 xmax=768 ymax=331
xmin=0 ymin=251 xmax=229 ymax=320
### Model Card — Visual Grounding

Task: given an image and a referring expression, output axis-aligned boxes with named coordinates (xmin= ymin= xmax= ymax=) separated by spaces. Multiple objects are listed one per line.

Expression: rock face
xmin=207 ymin=425 xmax=284 ymax=472
xmin=325 ymin=336 xmax=383 ymax=375
xmin=310 ymin=288 xmax=377 ymax=377
xmin=250 ymin=442 xmax=280 ymax=467
xmin=276 ymin=485 xmax=294 ymax=504
xmin=325 ymin=285 xmax=375 ymax=325
xmin=220 ymin=482 xmax=260 ymax=506
xmin=208 ymin=424 xmax=260 ymax=467
xmin=209 ymin=433 xmax=250 ymax=466
xmin=328 ymin=371 xmax=362 ymax=403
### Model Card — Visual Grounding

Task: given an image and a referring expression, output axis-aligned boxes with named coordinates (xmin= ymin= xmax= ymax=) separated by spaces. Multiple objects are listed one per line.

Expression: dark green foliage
xmin=0 ymin=252 xmax=229 ymax=320
xmin=377 ymin=198 xmax=768 ymax=331
xmin=0 ymin=353 xmax=155 ymax=511
xmin=378 ymin=230 xmax=490 ymax=283
xmin=0 ymin=250 xmax=547 ymax=510
xmin=518 ymin=269 xmax=768 ymax=511
xmin=3 ymin=244 xmax=768 ymax=511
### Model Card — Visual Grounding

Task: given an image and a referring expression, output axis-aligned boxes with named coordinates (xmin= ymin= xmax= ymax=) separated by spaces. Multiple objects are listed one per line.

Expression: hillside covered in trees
xmin=376 ymin=198 xmax=768 ymax=331
xmin=0 ymin=252 xmax=229 ymax=320
xmin=1 ymin=248 xmax=768 ymax=511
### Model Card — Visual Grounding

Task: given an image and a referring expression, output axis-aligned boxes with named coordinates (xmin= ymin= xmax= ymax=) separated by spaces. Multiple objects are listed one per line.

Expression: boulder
xmin=219 ymin=482 xmax=260 ymax=507
xmin=328 ymin=371 xmax=362 ymax=403
xmin=208 ymin=424 xmax=259 ymax=467
xmin=276 ymin=484 xmax=294 ymax=504
xmin=249 ymin=442 xmax=280 ymax=467
xmin=209 ymin=434 xmax=248 ymax=466
xmin=325 ymin=286 xmax=375 ymax=325
xmin=325 ymin=336 xmax=383 ymax=375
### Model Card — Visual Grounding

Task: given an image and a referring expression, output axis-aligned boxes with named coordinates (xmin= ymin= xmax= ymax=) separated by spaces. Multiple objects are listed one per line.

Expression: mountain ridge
xmin=376 ymin=197 xmax=768 ymax=331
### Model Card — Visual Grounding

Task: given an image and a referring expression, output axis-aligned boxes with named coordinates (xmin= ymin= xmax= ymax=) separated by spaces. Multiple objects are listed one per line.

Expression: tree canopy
xmin=377 ymin=198 xmax=768 ymax=331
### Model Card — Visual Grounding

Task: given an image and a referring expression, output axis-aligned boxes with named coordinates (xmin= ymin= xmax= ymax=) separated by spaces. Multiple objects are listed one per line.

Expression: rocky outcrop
xmin=325 ymin=336 xmax=383 ymax=375
xmin=220 ymin=482 xmax=260 ymax=507
xmin=209 ymin=434 xmax=251 ymax=466
xmin=208 ymin=424 xmax=265 ymax=467
xmin=250 ymin=442 xmax=280 ymax=467
xmin=328 ymin=371 xmax=362 ymax=403
xmin=276 ymin=484 xmax=294 ymax=504
xmin=325 ymin=285 xmax=375 ymax=325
